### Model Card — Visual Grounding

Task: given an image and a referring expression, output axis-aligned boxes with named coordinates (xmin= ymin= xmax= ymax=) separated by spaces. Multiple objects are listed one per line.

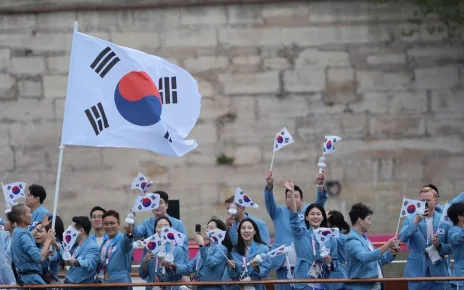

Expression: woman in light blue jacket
xmin=139 ymin=216 xmax=187 ymax=290
xmin=0 ymin=212 xmax=16 ymax=285
xmin=327 ymin=210 xmax=350 ymax=282
xmin=169 ymin=217 xmax=233 ymax=290
xmin=227 ymin=218 xmax=271 ymax=290
xmin=280 ymin=178 xmax=342 ymax=290
xmin=446 ymin=201 xmax=464 ymax=289
xmin=95 ymin=210 xmax=134 ymax=290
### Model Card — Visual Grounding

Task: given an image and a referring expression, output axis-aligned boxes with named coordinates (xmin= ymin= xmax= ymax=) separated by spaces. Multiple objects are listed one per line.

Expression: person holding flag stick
xmin=399 ymin=186 xmax=452 ymax=290
xmin=446 ymin=201 xmax=464 ymax=290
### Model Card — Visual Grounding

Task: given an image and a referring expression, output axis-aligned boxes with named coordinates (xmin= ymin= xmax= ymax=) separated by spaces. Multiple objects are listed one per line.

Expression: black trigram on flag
xmin=164 ymin=131 xmax=172 ymax=143
xmin=90 ymin=47 xmax=120 ymax=78
xmin=85 ymin=102 xmax=109 ymax=136
xmin=158 ymin=77 xmax=178 ymax=104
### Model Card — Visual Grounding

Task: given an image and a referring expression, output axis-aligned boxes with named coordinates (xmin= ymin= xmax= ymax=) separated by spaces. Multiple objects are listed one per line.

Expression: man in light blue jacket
xmin=64 ymin=216 xmax=99 ymax=286
xmin=264 ymin=170 xmax=328 ymax=290
xmin=445 ymin=201 xmax=464 ymax=289
xmin=400 ymin=186 xmax=452 ymax=290
xmin=25 ymin=184 xmax=51 ymax=230
xmin=345 ymin=203 xmax=398 ymax=290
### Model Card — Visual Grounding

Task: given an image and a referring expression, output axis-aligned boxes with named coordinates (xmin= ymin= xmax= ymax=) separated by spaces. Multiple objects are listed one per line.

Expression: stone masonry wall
xmin=0 ymin=0 xmax=463 ymax=236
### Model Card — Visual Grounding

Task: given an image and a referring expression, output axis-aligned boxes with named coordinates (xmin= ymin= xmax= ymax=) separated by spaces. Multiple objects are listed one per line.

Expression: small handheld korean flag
xmin=267 ymin=245 xmax=290 ymax=258
xmin=322 ymin=135 xmax=342 ymax=155
xmin=207 ymin=229 xmax=226 ymax=245
xmin=438 ymin=203 xmax=453 ymax=228
xmin=2 ymin=182 xmax=26 ymax=205
xmin=62 ymin=225 xmax=80 ymax=252
xmin=132 ymin=193 xmax=160 ymax=213
xmin=400 ymin=198 xmax=426 ymax=217
xmin=144 ymin=233 xmax=163 ymax=254
xmin=234 ymin=187 xmax=259 ymax=209
xmin=270 ymin=127 xmax=294 ymax=171
xmin=161 ymin=227 xmax=186 ymax=246
xmin=314 ymin=227 xmax=340 ymax=245
xmin=131 ymin=172 xmax=153 ymax=194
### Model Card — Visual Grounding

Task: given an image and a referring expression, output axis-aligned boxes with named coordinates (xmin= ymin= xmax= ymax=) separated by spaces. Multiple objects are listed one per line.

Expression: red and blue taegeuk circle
xmin=407 ymin=204 xmax=416 ymax=214
xmin=11 ymin=186 xmax=20 ymax=195
xmin=142 ymin=198 xmax=151 ymax=207
xmin=243 ymin=195 xmax=251 ymax=203
xmin=141 ymin=182 xmax=147 ymax=189
xmin=167 ymin=232 xmax=175 ymax=240
xmin=114 ymin=71 xmax=162 ymax=126
xmin=325 ymin=140 xmax=332 ymax=149
xmin=212 ymin=236 xmax=219 ymax=243
xmin=322 ymin=230 xmax=331 ymax=236
xmin=65 ymin=235 xmax=72 ymax=243
xmin=277 ymin=136 xmax=283 ymax=144
xmin=147 ymin=241 xmax=157 ymax=251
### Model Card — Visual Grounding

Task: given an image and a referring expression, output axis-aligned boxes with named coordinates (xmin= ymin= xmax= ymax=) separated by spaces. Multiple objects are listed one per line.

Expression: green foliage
xmin=216 ymin=153 xmax=234 ymax=166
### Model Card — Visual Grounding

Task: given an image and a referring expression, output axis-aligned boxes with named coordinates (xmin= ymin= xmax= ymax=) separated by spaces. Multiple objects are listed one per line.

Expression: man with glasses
xmin=89 ymin=206 xmax=107 ymax=246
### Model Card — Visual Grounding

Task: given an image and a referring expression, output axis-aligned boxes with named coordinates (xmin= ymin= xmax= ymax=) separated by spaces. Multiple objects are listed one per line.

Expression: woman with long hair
xmin=281 ymin=178 xmax=344 ymax=290
xmin=0 ymin=211 xmax=16 ymax=285
xmin=167 ymin=217 xmax=233 ymax=290
xmin=139 ymin=216 xmax=187 ymax=290
xmin=227 ymin=218 xmax=270 ymax=290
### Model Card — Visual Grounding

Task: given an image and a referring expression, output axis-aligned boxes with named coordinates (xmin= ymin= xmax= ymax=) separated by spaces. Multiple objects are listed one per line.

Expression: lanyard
xmin=102 ymin=233 xmax=121 ymax=265
xmin=248 ymin=242 xmax=256 ymax=255
xmin=308 ymin=228 xmax=316 ymax=256
xmin=362 ymin=235 xmax=374 ymax=251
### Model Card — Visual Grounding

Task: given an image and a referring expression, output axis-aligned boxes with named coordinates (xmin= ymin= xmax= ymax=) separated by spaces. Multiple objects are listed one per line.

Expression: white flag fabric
xmin=62 ymin=225 xmax=80 ymax=252
xmin=234 ymin=187 xmax=259 ymax=209
xmin=439 ymin=203 xmax=453 ymax=227
xmin=131 ymin=172 xmax=153 ymax=194
xmin=322 ymin=135 xmax=342 ymax=155
xmin=161 ymin=226 xmax=186 ymax=246
xmin=61 ymin=26 xmax=201 ymax=157
xmin=207 ymin=229 xmax=226 ymax=245
xmin=2 ymin=182 xmax=26 ymax=205
xmin=131 ymin=193 xmax=160 ymax=213
xmin=400 ymin=198 xmax=426 ymax=217
xmin=267 ymin=245 xmax=291 ymax=258
xmin=273 ymin=127 xmax=294 ymax=152
xmin=314 ymin=227 xmax=340 ymax=245
xmin=144 ymin=233 xmax=164 ymax=254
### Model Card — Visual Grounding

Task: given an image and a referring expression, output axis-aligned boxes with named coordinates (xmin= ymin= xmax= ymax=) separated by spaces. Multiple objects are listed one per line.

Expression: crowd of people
xmin=1 ymin=171 xmax=464 ymax=290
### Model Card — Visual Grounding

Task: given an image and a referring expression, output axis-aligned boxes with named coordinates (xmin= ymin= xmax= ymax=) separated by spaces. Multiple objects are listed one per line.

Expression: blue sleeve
xmin=175 ymin=255 xmax=197 ymax=276
xmin=314 ymin=186 xmax=328 ymax=208
xmin=345 ymin=238 xmax=382 ymax=263
xmin=399 ymin=216 xmax=418 ymax=243
xmin=228 ymin=226 xmax=237 ymax=246
xmin=133 ymin=221 xmax=147 ymax=239
xmin=201 ymin=245 xmax=228 ymax=267
xmin=49 ymin=248 xmax=60 ymax=262
xmin=264 ymin=185 xmax=281 ymax=220
xmin=448 ymin=227 xmax=464 ymax=245
xmin=20 ymin=233 xmax=43 ymax=262
xmin=176 ymin=221 xmax=189 ymax=254
xmin=451 ymin=192 xmax=464 ymax=205
xmin=0 ymin=218 xmax=4 ymax=226
xmin=438 ymin=225 xmax=452 ymax=256
xmin=123 ymin=234 xmax=134 ymax=253
xmin=228 ymin=253 xmax=240 ymax=279
xmin=77 ymin=246 xmax=99 ymax=270
xmin=258 ymin=220 xmax=271 ymax=247
xmin=255 ymin=247 xmax=270 ymax=278
xmin=290 ymin=212 xmax=305 ymax=240
xmin=380 ymin=250 xmax=395 ymax=265
xmin=328 ymin=238 xmax=339 ymax=271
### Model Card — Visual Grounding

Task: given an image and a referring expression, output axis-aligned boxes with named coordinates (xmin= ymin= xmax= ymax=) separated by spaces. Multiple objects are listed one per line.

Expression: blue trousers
xmin=275 ymin=267 xmax=294 ymax=290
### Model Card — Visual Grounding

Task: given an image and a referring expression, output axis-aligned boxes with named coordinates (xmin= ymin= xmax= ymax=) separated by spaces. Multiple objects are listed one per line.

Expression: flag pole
xmin=51 ymin=144 xmax=65 ymax=230
xmin=269 ymin=150 xmax=276 ymax=171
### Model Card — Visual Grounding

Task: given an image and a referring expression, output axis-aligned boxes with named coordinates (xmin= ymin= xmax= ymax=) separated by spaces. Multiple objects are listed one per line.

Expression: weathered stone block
xmin=0 ymin=147 xmax=15 ymax=171
xmin=348 ymin=92 xmax=388 ymax=114
xmin=0 ymin=74 xmax=16 ymax=99
xmin=183 ymin=56 xmax=229 ymax=73
xmin=431 ymin=89 xmax=464 ymax=113
xmin=117 ymin=9 xmax=181 ymax=33
xmin=263 ymin=57 xmax=290 ymax=70
xmin=426 ymin=114 xmax=464 ymax=136
xmin=0 ymin=125 xmax=10 ymax=146
xmin=231 ymin=96 xmax=256 ymax=121
xmin=110 ymin=32 xmax=160 ymax=50
xmin=180 ymin=7 xmax=227 ymax=25
xmin=369 ymin=115 xmax=425 ymax=137
xmin=234 ymin=145 xmax=262 ymax=165
xmin=186 ymin=144 xmax=219 ymax=166
xmin=425 ymin=156 xmax=464 ymax=180
xmin=10 ymin=121 xmax=61 ymax=147
xmin=0 ymin=49 xmax=10 ymax=72
xmin=296 ymin=114 xmax=342 ymax=142
xmin=2 ymin=99 xmax=54 ymax=121
xmin=284 ymin=68 xmax=325 ymax=93
xmin=366 ymin=54 xmax=406 ymax=65
xmin=258 ymin=96 xmax=309 ymax=119
xmin=295 ymin=49 xmax=350 ymax=68
xmin=356 ymin=70 xmax=413 ymax=93
xmin=388 ymin=91 xmax=427 ymax=114
xmin=46 ymin=55 xmax=70 ymax=74
xmin=43 ymin=75 xmax=68 ymax=98
xmin=18 ymin=79 xmax=42 ymax=98
xmin=218 ymin=72 xmax=279 ymax=95
xmin=188 ymin=123 xmax=218 ymax=144
xmin=219 ymin=28 xmax=282 ymax=47
xmin=415 ymin=66 xmax=460 ymax=90
xmin=407 ymin=47 xmax=464 ymax=61
xmin=14 ymin=146 xmax=50 ymax=171
xmin=340 ymin=113 xmax=368 ymax=138
xmin=76 ymin=11 xmax=119 ymax=31
xmin=162 ymin=29 xmax=216 ymax=48
xmin=10 ymin=57 xmax=46 ymax=76
xmin=170 ymin=166 xmax=223 ymax=185
xmin=325 ymin=67 xmax=357 ymax=105
xmin=37 ymin=12 xmax=76 ymax=31
xmin=227 ymin=5 xmax=264 ymax=25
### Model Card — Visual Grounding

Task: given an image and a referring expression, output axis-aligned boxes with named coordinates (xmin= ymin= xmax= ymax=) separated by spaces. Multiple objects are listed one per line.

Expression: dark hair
xmin=102 ymin=210 xmax=120 ymax=222
xmin=224 ymin=195 xmax=234 ymax=204
xmin=349 ymin=203 xmax=373 ymax=225
xmin=154 ymin=191 xmax=169 ymax=203
xmin=304 ymin=203 xmax=328 ymax=229
xmin=235 ymin=218 xmax=266 ymax=256
xmin=285 ymin=185 xmax=303 ymax=200
xmin=53 ymin=215 xmax=65 ymax=243
xmin=328 ymin=210 xmax=350 ymax=233
xmin=28 ymin=184 xmax=47 ymax=204
xmin=10 ymin=204 xmax=27 ymax=224
xmin=72 ymin=216 xmax=92 ymax=235
xmin=208 ymin=217 xmax=233 ymax=252
xmin=154 ymin=216 xmax=172 ymax=232
xmin=447 ymin=202 xmax=464 ymax=225
xmin=90 ymin=206 xmax=106 ymax=217
xmin=423 ymin=184 xmax=439 ymax=198
xmin=6 ymin=211 xmax=13 ymax=223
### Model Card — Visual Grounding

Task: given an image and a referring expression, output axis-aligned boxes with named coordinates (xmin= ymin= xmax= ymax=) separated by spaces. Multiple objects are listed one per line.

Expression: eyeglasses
xmin=91 ymin=215 xmax=103 ymax=219
xmin=103 ymin=221 xmax=118 ymax=227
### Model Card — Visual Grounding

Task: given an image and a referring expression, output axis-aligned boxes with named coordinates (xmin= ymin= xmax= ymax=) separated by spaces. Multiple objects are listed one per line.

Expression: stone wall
xmin=0 ymin=0 xmax=463 ymax=236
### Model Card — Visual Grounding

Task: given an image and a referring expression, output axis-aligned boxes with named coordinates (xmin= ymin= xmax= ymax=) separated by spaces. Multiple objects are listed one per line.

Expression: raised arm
xmin=314 ymin=171 xmax=328 ymax=207
xmin=264 ymin=171 xmax=282 ymax=220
